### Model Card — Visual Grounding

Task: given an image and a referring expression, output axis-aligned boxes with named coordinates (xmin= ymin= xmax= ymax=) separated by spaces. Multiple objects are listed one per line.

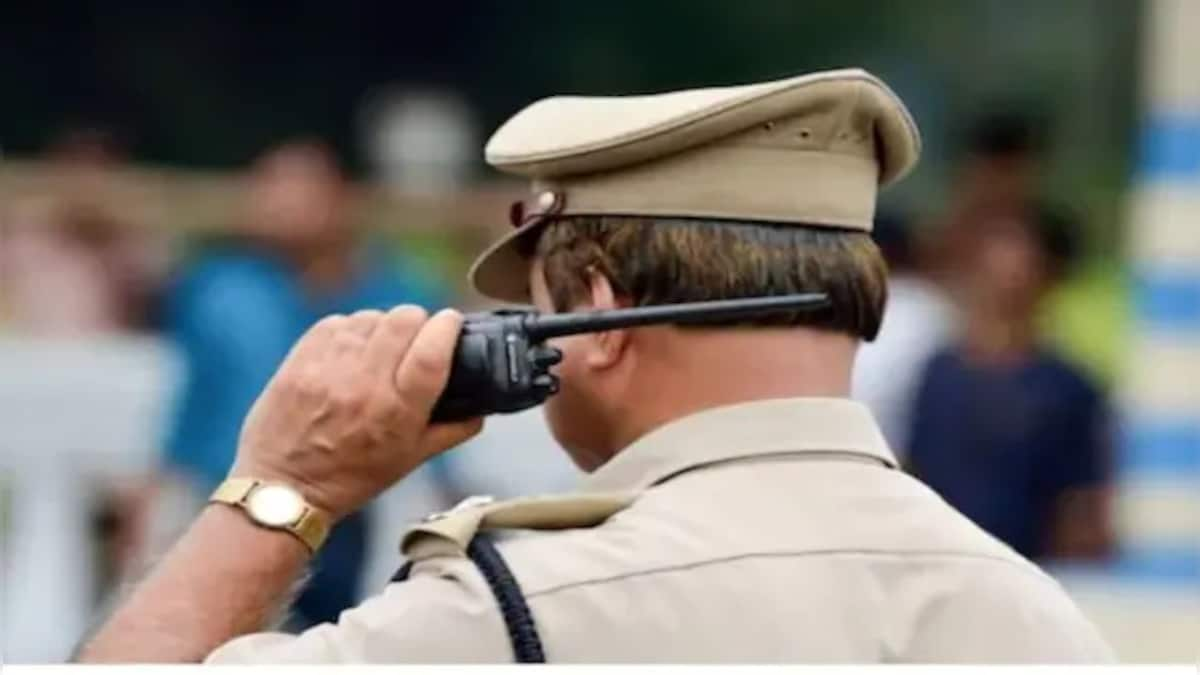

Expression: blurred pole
xmin=2 ymin=460 xmax=93 ymax=662
xmin=1119 ymin=0 xmax=1200 ymax=586
xmin=0 ymin=337 xmax=177 ymax=662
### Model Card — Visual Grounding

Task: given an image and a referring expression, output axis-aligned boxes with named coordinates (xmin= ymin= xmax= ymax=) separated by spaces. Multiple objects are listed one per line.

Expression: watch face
xmin=246 ymin=484 xmax=306 ymax=527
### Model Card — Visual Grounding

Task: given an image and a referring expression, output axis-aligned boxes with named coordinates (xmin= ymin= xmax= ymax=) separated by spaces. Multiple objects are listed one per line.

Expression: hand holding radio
xmin=230 ymin=307 xmax=482 ymax=519
xmin=230 ymin=293 xmax=829 ymax=516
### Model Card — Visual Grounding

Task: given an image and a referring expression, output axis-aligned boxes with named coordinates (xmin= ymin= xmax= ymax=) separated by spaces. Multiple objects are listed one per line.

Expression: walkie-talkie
xmin=429 ymin=293 xmax=830 ymax=422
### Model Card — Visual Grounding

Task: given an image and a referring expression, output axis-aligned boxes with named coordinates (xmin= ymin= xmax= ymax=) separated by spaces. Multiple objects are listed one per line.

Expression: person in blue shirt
xmin=161 ymin=139 xmax=447 ymax=627
xmin=907 ymin=203 xmax=1114 ymax=562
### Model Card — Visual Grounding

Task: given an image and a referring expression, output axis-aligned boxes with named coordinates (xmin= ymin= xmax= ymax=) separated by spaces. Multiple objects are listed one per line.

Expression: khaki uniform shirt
xmin=208 ymin=398 xmax=1114 ymax=663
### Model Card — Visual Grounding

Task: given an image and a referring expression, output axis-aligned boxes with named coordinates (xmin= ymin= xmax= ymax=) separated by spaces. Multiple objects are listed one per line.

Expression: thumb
xmin=392 ymin=309 xmax=463 ymax=418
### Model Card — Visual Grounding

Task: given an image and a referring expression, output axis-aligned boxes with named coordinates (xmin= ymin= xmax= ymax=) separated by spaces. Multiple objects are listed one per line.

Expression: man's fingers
xmin=363 ymin=305 xmax=428 ymax=376
xmin=331 ymin=309 xmax=385 ymax=355
xmin=392 ymin=309 xmax=464 ymax=417
xmin=345 ymin=309 xmax=385 ymax=339
xmin=282 ymin=314 xmax=346 ymax=368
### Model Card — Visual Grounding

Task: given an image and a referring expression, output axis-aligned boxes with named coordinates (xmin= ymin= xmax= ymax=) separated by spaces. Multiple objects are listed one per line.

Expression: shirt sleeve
xmin=903 ymin=353 xmax=945 ymax=476
xmin=205 ymin=557 xmax=513 ymax=663
xmin=1051 ymin=383 xmax=1113 ymax=491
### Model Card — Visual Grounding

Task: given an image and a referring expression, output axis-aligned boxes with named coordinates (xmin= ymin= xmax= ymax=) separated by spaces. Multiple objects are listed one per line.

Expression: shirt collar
xmin=580 ymin=397 xmax=898 ymax=493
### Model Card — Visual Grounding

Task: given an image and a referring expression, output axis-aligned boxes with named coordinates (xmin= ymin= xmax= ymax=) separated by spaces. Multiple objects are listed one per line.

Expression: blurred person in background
xmin=0 ymin=127 xmax=169 ymax=604
xmin=0 ymin=127 xmax=162 ymax=335
xmin=150 ymin=138 xmax=447 ymax=628
xmin=927 ymin=112 xmax=1046 ymax=297
xmin=906 ymin=203 xmax=1114 ymax=562
xmin=1 ymin=197 xmax=163 ymax=605
xmin=0 ymin=199 xmax=153 ymax=334
xmin=852 ymin=212 xmax=954 ymax=454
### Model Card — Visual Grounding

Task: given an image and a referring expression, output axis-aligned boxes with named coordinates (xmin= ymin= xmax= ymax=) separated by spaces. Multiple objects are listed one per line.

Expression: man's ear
xmin=582 ymin=268 xmax=631 ymax=369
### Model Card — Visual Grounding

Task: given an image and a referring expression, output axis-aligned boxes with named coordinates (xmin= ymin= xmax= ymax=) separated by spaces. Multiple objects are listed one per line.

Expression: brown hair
xmin=533 ymin=216 xmax=889 ymax=340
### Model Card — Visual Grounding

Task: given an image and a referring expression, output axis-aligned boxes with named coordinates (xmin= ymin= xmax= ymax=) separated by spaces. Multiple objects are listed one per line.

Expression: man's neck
xmin=285 ymin=238 xmax=356 ymax=296
xmin=962 ymin=304 xmax=1039 ymax=366
xmin=605 ymin=328 xmax=856 ymax=455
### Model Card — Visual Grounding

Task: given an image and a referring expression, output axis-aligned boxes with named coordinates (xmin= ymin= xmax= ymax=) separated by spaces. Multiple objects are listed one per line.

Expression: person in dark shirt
xmin=907 ymin=203 xmax=1113 ymax=561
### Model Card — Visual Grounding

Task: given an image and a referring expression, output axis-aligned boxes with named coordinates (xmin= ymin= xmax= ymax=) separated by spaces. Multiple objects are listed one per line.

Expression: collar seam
xmin=645 ymin=449 xmax=895 ymax=489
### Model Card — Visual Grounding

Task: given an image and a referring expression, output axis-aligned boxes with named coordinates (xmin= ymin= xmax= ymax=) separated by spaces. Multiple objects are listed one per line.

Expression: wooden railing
xmin=0 ymin=159 xmax=529 ymax=304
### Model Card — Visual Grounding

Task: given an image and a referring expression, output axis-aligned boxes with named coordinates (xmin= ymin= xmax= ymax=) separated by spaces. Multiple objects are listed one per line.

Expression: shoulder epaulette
xmin=401 ymin=492 xmax=635 ymax=561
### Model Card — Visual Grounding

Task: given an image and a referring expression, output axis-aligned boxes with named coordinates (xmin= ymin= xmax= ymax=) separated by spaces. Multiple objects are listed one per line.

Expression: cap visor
xmin=467 ymin=218 xmax=548 ymax=303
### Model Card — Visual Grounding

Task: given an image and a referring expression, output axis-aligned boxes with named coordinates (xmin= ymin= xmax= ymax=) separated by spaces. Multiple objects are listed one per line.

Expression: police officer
xmin=79 ymin=69 xmax=1114 ymax=663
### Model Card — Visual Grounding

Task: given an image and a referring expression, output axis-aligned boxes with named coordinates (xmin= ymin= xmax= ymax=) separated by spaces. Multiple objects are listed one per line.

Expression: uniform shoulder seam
xmin=523 ymin=547 xmax=1047 ymax=599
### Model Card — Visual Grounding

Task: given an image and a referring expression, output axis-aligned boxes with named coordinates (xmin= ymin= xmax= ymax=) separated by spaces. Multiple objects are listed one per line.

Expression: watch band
xmin=209 ymin=477 xmax=331 ymax=554
xmin=210 ymin=476 xmax=258 ymax=505
xmin=292 ymin=507 xmax=331 ymax=554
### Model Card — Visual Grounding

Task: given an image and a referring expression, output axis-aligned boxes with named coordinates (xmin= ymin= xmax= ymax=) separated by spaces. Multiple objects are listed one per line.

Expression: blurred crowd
xmin=0 ymin=126 xmax=580 ymax=633
xmin=1 ymin=113 xmax=1114 ymax=630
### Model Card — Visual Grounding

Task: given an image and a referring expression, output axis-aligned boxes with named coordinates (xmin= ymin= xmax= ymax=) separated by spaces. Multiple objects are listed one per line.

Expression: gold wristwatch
xmin=209 ymin=477 xmax=331 ymax=553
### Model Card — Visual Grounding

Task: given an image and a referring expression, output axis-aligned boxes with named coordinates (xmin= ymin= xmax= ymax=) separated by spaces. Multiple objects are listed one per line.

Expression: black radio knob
xmin=532 ymin=373 xmax=560 ymax=395
xmin=529 ymin=345 xmax=563 ymax=368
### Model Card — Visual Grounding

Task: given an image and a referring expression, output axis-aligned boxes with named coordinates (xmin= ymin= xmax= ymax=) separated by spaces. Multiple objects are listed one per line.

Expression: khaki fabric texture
xmin=207 ymin=398 xmax=1113 ymax=664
